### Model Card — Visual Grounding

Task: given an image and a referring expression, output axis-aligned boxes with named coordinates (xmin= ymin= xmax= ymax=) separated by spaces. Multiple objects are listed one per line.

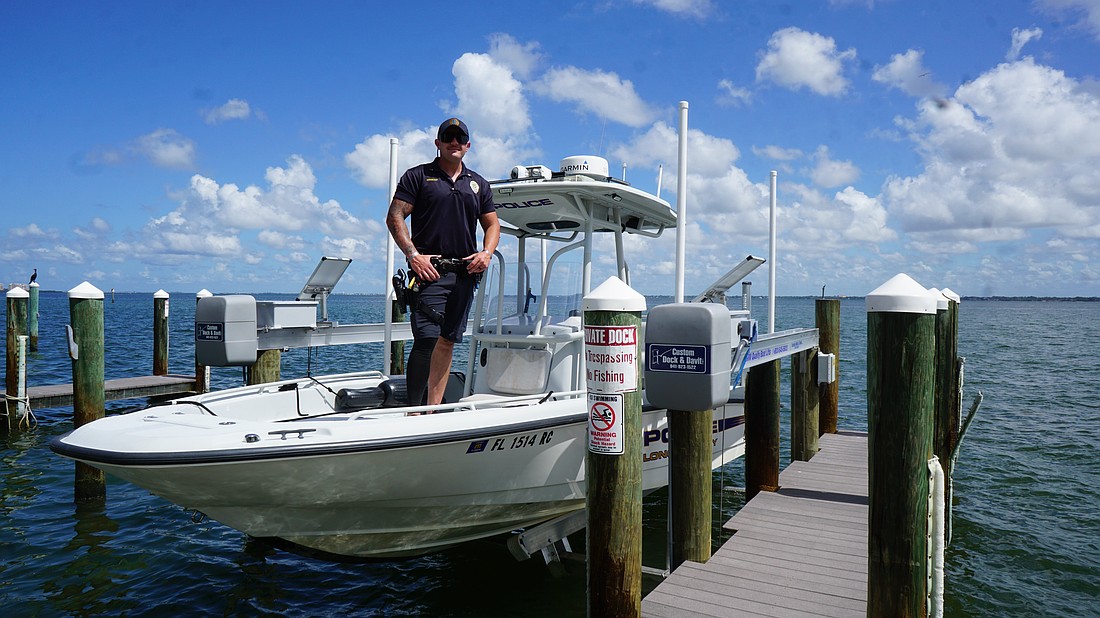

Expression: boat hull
xmin=53 ymin=380 xmax=744 ymax=559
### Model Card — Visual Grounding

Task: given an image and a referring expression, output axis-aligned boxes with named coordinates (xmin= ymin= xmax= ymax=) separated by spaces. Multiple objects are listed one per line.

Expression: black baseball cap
xmin=437 ymin=117 xmax=469 ymax=140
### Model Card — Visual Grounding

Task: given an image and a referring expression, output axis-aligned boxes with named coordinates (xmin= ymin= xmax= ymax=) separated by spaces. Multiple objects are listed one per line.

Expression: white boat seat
xmin=483 ymin=347 xmax=552 ymax=395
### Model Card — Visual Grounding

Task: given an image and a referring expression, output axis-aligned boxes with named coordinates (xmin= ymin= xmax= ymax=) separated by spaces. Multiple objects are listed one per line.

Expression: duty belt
xmin=431 ymin=256 xmax=471 ymax=276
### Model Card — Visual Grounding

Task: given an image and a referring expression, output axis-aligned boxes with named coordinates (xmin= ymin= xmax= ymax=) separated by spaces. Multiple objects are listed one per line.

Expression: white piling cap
xmin=154 ymin=289 xmax=169 ymax=299
xmin=68 ymin=281 xmax=104 ymax=300
xmin=29 ymin=281 xmax=39 ymax=288
xmin=583 ymin=277 xmax=646 ymax=312
xmin=196 ymin=289 xmax=213 ymax=299
xmin=940 ymin=287 xmax=960 ymax=303
xmin=927 ymin=287 xmax=949 ymax=311
xmin=6 ymin=287 xmax=29 ymax=299
xmin=866 ymin=273 xmax=937 ymax=314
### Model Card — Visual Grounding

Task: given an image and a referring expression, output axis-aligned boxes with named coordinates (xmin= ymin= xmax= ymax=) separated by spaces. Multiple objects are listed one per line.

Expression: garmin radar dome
xmin=559 ymin=155 xmax=609 ymax=179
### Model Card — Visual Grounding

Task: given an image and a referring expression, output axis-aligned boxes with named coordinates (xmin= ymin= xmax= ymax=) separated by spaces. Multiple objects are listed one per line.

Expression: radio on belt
xmin=644 ymin=303 xmax=732 ymax=410
xmin=195 ymin=295 xmax=258 ymax=366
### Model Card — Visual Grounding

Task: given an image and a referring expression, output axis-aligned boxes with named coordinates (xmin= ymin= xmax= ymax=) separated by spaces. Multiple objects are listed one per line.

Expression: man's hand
xmin=465 ymin=250 xmax=491 ymax=274
xmin=409 ymin=253 xmax=440 ymax=282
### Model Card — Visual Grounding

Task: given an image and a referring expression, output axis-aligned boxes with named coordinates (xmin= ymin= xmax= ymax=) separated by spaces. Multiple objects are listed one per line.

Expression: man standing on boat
xmin=386 ymin=117 xmax=500 ymax=409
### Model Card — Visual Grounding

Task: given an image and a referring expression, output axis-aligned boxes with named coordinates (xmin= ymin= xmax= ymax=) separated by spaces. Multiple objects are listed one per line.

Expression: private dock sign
xmin=584 ymin=324 xmax=638 ymax=393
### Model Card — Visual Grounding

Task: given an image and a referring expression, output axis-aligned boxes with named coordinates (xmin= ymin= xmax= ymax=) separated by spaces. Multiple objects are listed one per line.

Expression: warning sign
xmin=588 ymin=393 xmax=624 ymax=455
xmin=584 ymin=325 xmax=638 ymax=393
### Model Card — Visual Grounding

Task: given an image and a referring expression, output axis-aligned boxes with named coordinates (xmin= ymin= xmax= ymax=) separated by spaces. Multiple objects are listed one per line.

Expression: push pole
xmin=5 ymin=286 xmax=29 ymax=432
xmin=866 ymin=274 xmax=936 ymax=618
xmin=153 ymin=290 xmax=169 ymax=376
xmin=584 ymin=277 xmax=645 ymax=618
xmin=69 ymin=281 xmax=106 ymax=502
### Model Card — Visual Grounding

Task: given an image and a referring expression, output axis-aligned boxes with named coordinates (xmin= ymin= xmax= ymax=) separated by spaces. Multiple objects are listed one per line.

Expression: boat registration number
xmin=466 ymin=430 xmax=554 ymax=454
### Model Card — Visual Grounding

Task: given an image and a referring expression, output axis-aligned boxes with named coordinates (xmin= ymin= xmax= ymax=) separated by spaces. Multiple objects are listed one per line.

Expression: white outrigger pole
xmin=768 ymin=170 xmax=777 ymax=334
xmin=383 ymin=138 xmax=399 ymax=372
xmin=675 ymin=101 xmax=689 ymax=302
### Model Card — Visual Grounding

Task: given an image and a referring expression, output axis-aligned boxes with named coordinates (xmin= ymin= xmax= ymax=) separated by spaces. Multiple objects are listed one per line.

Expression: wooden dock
xmin=643 ymin=430 xmax=869 ymax=617
xmin=2 ymin=374 xmax=196 ymax=409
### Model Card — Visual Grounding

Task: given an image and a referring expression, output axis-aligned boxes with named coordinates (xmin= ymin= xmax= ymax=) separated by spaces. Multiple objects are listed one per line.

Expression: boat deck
xmin=643 ymin=431 xmax=869 ymax=617
xmin=3 ymin=374 xmax=196 ymax=409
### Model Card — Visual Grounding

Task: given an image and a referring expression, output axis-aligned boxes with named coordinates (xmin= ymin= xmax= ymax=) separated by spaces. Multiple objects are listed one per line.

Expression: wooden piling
xmin=668 ymin=408 xmax=712 ymax=568
xmin=247 ymin=349 xmax=281 ymax=385
xmin=69 ymin=281 xmax=106 ymax=502
xmin=934 ymin=290 xmax=961 ymax=544
xmin=194 ymin=290 xmax=212 ymax=394
xmin=790 ymin=348 xmax=819 ymax=462
xmin=5 ymin=291 xmax=25 ymax=430
xmin=6 ymin=287 xmax=29 ymax=432
xmin=28 ymin=282 xmax=39 ymax=351
xmin=744 ymin=359 xmax=780 ymax=502
xmin=866 ymin=274 xmax=936 ymax=618
xmin=815 ymin=298 xmax=839 ymax=435
xmin=153 ymin=290 xmax=169 ymax=376
xmin=584 ymin=278 xmax=644 ymax=618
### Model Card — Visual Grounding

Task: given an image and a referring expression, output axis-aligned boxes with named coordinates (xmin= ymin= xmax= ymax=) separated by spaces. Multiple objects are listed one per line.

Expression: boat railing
xmin=474 ymin=329 xmax=583 ymax=347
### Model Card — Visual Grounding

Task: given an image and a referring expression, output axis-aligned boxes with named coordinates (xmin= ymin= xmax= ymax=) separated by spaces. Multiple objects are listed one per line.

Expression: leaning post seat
xmin=334 ymin=377 xmax=408 ymax=412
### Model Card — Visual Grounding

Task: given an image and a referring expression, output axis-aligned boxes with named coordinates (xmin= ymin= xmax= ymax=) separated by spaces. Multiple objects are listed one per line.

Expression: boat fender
xmin=380 ymin=376 xmax=409 ymax=407
xmin=333 ymin=386 xmax=387 ymax=412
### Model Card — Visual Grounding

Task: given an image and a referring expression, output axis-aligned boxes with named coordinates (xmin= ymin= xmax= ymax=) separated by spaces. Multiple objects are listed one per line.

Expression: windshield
xmin=479 ymin=254 xmax=583 ymax=329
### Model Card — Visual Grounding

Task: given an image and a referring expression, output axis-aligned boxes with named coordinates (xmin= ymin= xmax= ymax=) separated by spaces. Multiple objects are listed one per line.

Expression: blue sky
xmin=3 ymin=0 xmax=1099 ymax=298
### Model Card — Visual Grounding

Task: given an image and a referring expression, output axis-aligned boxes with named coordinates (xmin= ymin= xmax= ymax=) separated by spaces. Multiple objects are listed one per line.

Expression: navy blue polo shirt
xmin=393 ymin=158 xmax=495 ymax=258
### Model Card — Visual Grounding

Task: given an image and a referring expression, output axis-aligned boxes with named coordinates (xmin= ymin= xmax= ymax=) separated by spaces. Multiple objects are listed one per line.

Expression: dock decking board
xmin=643 ymin=431 xmax=869 ymax=618
xmin=2 ymin=374 xmax=196 ymax=409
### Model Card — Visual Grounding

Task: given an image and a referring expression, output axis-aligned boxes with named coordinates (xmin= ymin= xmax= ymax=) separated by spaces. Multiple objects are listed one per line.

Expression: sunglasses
xmin=440 ymin=131 xmax=469 ymax=145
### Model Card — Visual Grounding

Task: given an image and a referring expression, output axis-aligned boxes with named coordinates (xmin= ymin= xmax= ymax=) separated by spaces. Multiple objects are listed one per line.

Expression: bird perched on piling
xmin=29 ymin=268 xmax=37 ymax=284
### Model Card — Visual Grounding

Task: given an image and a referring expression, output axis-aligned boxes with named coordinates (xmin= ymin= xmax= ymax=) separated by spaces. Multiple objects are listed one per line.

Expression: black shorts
xmin=410 ymin=271 xmax=476 ymax=343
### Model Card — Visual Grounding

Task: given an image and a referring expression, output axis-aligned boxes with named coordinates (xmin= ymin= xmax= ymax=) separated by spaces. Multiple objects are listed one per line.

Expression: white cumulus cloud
xmin=809 ymin=146 xmax=860 ymax=188
xmin=487 ymin=33 xmax=541 ymax=80
xmin=756 ymin=27 xmax=856 ymax=96
xmin=145 ymin=155 xmax=367 ymax=259
xmin=631 ymin=0 xmax=715 ymax=19
xmin=872 ymin=49 xmax=949 ymax=99
xmin=883 ymin=58 xmax=1100 ymax=241
xmin=534 ymin=66 xmax=658 ymax=127
xmin=1007 ymin=27 xmax=1043 ymax=61
xmin=202 ymin=98 xmax=252 ymax=124
xmin=133 ymin=128 xmax=196 ymax=169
